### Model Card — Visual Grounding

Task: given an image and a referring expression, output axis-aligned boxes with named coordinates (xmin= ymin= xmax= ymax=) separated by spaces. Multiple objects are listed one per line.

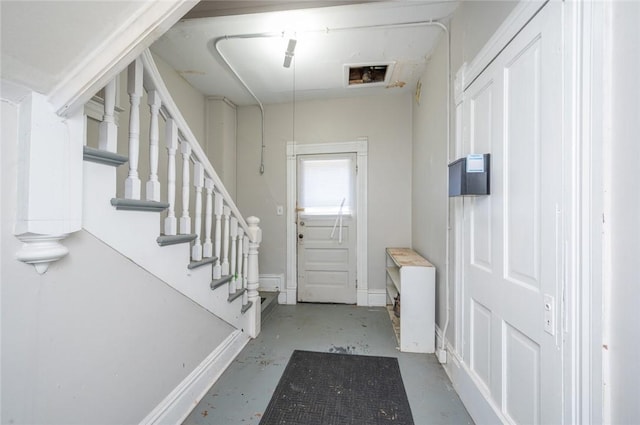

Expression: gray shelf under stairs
xmin=83 ymin=146 xmax=128 ymax=167
xmin=187 ymin=256 xmax=217 ymax=270
xmin=210 ymin=275 xmax=233 ymax=291
xmin=110 ymin=198 xmax=169 ymax=212
xmin=156 ymin=234 xmax=197 ymax=246
xmin=228 ymin=288 xmax=245 ymax=303
xmin=241 ymin=301 xmax=254 ymax=314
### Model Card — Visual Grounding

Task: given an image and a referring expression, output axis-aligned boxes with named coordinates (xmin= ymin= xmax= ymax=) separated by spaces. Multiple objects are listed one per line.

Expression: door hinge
xmin=355 ymin=164 xmax=358 ymax=174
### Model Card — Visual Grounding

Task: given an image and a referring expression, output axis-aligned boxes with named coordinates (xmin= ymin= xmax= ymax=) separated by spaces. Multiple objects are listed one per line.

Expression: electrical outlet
xmin=543 ymin=294 xmax=555 ymax=335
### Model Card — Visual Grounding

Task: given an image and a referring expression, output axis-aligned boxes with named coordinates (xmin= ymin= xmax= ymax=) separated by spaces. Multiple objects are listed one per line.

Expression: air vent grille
xmin=345 ymin=62 xmax=395 ymax=87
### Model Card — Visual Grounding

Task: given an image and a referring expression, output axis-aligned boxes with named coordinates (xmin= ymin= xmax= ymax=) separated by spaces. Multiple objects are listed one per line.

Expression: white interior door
xmin=462 ymin=3 xmax=563 ymax=423
xmin=297 ymin=153 xmax=357 ymax=303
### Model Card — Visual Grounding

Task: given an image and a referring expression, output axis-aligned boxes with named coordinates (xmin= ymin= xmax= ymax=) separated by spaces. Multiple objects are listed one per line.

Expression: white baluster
xmin=237 ymin=227 xmax=244 ymax=294
xmin=146 ymin=90 xmax=161 ymax=202
xmin=229 ymin=217 xmax=238 ymax=295
xmin=125 ymin=58 xmax=143 ymax=199
xmin=213 ymin=192 xmax=223 ymax=279
xmin=164 ymin=119 xmax=178 ymax=235
xmin=179 ymin=141 xmax=191 ymax=235
xmin=246 ymin=216 xmax=262 ymax=337
xmin=192 ymin=162 xmax=204 ymax=261
xmin=242 ymin=235 xmax=249 ymax=307
xmin=203 ymin=178 xmax=214 ymax=258
xmin=98 ymin=78 xmax=117 ymax=152
xmin=222 ymin=206 xmax=231 ymax=275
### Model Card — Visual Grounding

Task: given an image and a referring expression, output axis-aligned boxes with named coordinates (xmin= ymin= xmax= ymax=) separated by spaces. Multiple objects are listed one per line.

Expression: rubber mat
xmin=260 ymin=350 xmax=414 ymax=425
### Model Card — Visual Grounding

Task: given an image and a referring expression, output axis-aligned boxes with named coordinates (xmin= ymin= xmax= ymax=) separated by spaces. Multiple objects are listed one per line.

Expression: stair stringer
xmin=83 ymin=160 xmax=254 ymax=332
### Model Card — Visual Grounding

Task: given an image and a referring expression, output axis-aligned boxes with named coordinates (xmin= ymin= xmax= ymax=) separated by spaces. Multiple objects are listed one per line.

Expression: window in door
xmin=297 ymin=155 xmax=355 ymax=216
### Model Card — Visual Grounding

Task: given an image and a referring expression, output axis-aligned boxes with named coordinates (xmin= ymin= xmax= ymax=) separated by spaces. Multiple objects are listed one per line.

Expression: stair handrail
xmin=138 ymin=49 xmax=254 ymax=241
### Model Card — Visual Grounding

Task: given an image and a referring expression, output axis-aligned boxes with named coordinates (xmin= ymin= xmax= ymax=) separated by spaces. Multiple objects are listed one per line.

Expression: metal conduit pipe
xmin=213 ymin=32 xmax=283 ymax=175
xmin=211 ymin=20 xmax=450 ymax=183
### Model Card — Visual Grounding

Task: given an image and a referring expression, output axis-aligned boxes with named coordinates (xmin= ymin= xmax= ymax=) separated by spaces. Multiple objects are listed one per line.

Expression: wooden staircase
xmin=81 ymin=50 xmax=261 ymax=336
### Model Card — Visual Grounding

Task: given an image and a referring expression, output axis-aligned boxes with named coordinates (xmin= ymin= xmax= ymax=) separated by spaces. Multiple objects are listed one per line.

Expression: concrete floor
xmin=183 ymin=303 xmax=473 ymax=425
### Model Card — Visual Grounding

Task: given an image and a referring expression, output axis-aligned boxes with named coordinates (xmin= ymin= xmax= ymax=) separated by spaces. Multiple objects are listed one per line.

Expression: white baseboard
xmin=259 ymin=273 xmax=284 ymax=292
xmin=139 ymin=330 xmax=250 ymax=425
xmin=276 ymin=286 xmax=385 ymax=307
xmin=277 ymin=291 xmax=288 ymax=304
xmin=367 ymin=289 xmax=387 ymax=307
xmin=278 ymin=288 xmax=297 ymax=305
xmin=436 ymin=331 xmax=507 ymax=425
xmin=357 ymin=288 xmax=368 ymax=306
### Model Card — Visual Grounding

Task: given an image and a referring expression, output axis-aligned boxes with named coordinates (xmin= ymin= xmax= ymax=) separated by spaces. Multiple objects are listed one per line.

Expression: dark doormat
xmin=259 ymin=350 xmax=415 ymax=425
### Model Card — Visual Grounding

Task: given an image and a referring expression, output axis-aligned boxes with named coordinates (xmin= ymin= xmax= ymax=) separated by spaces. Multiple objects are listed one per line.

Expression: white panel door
xmin=297 ymin=154 xmax=357 ymax=303
xmin=463 ymin=3 xmax=563 ymax=423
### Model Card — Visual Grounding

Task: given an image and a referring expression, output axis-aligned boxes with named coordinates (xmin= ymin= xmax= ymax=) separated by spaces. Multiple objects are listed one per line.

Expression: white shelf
xmin=386 ymin=266 xmax=401 ymax=292
xmin=385 ymin=247 xmax=435 ymax=353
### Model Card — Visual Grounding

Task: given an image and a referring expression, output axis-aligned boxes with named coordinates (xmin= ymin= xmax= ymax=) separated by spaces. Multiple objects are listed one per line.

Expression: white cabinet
xmin=385 ymin=248 xmax=435 ymax=353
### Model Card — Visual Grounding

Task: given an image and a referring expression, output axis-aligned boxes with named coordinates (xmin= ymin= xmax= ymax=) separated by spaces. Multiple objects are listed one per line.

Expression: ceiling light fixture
xmin=283 ymin=38 xmax=297 ymax=68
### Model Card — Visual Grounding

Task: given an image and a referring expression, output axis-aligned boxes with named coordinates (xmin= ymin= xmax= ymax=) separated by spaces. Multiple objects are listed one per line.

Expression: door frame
xmin=285 ymin=139 xmax=368 ymax=305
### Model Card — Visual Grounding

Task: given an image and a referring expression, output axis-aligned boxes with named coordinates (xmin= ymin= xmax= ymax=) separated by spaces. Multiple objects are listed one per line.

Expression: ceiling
xmin=151 ymin=1 xmax=458 ymax=106
xmin=1 ymin=1 xmax=151 ymax=95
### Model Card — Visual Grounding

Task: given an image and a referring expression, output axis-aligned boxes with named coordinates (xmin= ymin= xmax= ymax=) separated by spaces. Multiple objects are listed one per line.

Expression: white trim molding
xmin=286 ymin=139 xmax=368 ymax=305
xmin=367 ymin=289 xmax=387 ymax=307
xmin=463 ymin=1 xmax=547 ymax=91
xmin=139 ymin=330 xmax=250 ymax=425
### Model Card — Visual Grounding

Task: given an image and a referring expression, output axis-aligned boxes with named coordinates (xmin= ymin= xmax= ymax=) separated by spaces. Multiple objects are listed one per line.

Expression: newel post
xmin=14 ymin=92 xmax=83 ymax=274
xmin=246 ymin=216 xmax=262 ymax=338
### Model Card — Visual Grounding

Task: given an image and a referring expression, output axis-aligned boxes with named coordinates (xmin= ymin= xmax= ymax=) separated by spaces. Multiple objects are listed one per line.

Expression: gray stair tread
xmin=187 ymin=256 xmax=218 ymax=269
xmin=111 ymin=198 xmax=169 ymax=212
xmin=241 ymin=300 xmax=254 ymax=314
xmin=228 ymin=288 xmax=246 ymax=303
xmin=83 ymin=146 xmax=128 ymax=167
xmin=157 ymin=234 xmax=197 ymax=246
xmin=210 ymin=275 xmax=233 ymax=290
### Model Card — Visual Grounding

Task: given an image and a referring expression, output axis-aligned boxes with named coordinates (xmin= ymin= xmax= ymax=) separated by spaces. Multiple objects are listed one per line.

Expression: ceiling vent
xmin=345 ymin=62 xmax=395 ymax=88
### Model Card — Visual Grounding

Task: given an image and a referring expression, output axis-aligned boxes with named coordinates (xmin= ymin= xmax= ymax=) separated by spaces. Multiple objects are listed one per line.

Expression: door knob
xmin=298 ymin=234 xmax=304 ymax=239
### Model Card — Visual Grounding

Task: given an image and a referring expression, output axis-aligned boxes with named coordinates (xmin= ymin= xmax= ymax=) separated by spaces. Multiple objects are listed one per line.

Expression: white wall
xmin=153 ymin=52 xmax=206 ymax=144
xmin=412 ymin=1 xmax=516 ymax=342
xmin=1 ymin=100 xmax=235 ymax=424
xmin=604 ymin=1 xmax=640 ymax=422
xmin=236 ymin=94 xmax=413 ymax=294
xmin=206 ymin=97 xmax=237 ymax=198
